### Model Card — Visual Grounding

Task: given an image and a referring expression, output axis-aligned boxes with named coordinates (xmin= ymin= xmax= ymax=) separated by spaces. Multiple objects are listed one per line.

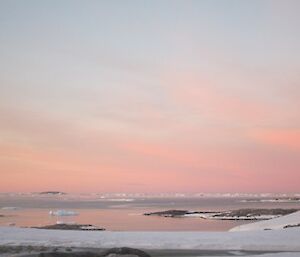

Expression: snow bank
xmin=230 ymin=211 xmax=300 ymax=231
xmin=0 ymin=226 xmax=300 ymax=251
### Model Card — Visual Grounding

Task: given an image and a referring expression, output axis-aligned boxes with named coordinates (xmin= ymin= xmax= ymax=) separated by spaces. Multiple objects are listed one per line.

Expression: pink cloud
xmin=161 ymin=71 xmax=276 ymax=125
xmin=250 ymin=128 xmax=300 ymax=150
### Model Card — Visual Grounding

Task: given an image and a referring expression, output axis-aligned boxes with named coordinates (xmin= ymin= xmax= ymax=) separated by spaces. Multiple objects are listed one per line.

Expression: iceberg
xmin=49 ymin=210 xmax=79 ymax=216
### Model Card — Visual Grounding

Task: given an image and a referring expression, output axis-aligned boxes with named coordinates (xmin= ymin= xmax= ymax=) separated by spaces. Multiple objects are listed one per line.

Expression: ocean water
xmin=0 ymin=193 xmax=299 ymax=231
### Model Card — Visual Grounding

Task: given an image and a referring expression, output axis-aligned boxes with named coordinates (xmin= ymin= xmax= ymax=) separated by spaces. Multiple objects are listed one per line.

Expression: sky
xmin=0 ymin=0 xmax=299 ymax=193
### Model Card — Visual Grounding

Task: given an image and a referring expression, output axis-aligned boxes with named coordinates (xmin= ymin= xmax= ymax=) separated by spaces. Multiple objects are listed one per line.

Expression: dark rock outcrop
xmin=38 ymin=252 xmax=99 ymax=257
xmin=144 ymin=209 xmax=189 ymax=217
xmin=284 ymin=223 xmax=300 ymax=229
xmin=214 ymin=208 xmax=298 ymax=218
xmin=102 ymin=247 xmax=151 ymax=257
xmin=36 ymin=247 xmax=151 ymax=257
xmin=144 ymin=210 xmax=214 ymax=217
xmin=144 ymin=208 xmax=299 ymax=220
xmin=32 ymin=223 xmax=105 ymax=231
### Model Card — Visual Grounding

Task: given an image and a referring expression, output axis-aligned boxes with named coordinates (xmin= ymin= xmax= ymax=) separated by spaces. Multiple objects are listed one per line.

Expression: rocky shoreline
xmin=144 ymin=208 xmax=299 ymax=220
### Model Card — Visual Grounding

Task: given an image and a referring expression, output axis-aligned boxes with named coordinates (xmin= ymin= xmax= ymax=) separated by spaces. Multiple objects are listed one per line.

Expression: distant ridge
xmin=39 ymin=191 xmax=66 ymax=195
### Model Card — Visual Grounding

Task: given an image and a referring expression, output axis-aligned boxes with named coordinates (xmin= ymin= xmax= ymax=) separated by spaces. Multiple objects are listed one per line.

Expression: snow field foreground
xmin=0 ymin=226 xmax=300 ymax=252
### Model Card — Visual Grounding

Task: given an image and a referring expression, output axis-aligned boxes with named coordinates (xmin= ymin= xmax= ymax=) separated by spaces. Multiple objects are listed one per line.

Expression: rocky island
xmin=144 ymin=208 xmax=299 ymax=220
xmin=31 ymin=223 xmax=105 ymax=231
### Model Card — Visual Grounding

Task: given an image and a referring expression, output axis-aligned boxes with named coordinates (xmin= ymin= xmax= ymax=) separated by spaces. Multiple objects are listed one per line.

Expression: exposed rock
xmin=31 ymin=223 xmax=105 ymax=231
xmin=37 ymin=252 xmax=99 ymax=257
xmin=144 ymin=208 xmax=299 ymax=220
xmin=144 ymin=210 xmax=189 ymax=217
xmin=213 ymin=208 xmax=298 ymax=217
xmin=144 ymin=210 xmax=215 ymax=217
xmin=101 ymin=247 xmax=151 ymax=257
xmin=283 ymin=223 xmax=300 ymax=229
xmin=21 ymin=248 xmax=151 ymax=257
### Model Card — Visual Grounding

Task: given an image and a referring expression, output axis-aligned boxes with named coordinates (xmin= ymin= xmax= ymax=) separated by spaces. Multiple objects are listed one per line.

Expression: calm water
xmin=0 ymin=194 xmax=299 ymax=231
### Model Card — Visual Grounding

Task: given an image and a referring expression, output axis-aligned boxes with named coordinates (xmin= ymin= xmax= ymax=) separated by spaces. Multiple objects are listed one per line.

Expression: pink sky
xmin=0 ymin=1 xmax=300 ymax=193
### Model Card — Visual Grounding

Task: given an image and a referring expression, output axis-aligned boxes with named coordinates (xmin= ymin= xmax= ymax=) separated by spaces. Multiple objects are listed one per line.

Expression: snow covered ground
xmin=230 ymin=210 xmax=300 ymax=231
xmin=0 ymin=226 xmax=300 ymax=252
